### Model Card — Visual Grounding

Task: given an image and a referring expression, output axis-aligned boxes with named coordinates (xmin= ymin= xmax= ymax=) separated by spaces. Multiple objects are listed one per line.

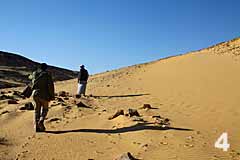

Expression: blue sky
xmin=0 ymin=0 xmax=239 ymax=73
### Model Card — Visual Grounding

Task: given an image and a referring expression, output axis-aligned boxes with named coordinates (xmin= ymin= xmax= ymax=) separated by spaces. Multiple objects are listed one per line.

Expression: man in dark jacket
xmin=77 ymin=65 xmax=89 ymax=97
xmin=31 ymin=63 xmax=55 ymax=132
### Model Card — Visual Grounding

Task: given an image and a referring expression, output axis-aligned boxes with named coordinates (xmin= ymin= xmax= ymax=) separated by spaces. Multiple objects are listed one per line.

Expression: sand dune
xmin=1 ymin=37 xmax=240 ymax=160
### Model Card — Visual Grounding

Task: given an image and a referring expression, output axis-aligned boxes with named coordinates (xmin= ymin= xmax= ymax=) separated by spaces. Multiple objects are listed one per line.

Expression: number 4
xmin=214 ymin=132 xmax=230 ymax=151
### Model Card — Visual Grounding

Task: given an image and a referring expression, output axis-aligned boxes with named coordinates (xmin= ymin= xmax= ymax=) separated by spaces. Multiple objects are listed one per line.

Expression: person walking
xmin=31 ymin=63 xmax=55 ymax=132
xmin=77 ymin=65 xmax=89 ymax=97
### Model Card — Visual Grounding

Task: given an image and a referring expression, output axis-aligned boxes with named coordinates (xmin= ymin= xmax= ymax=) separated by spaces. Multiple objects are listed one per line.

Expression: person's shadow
xmin=90 ymin=93 xmax=150 ymax=99
xmin=45 ymin=123 xmax=193 ymax=134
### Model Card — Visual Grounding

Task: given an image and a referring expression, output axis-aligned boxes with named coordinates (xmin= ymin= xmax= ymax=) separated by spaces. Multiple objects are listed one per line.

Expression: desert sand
xmin=1 ymin=37 xmax=240 ymax=160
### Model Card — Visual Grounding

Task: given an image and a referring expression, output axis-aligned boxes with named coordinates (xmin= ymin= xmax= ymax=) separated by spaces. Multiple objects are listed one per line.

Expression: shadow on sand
xmin=45 ymin=123 xmax=193 ymax=134
xmin=90 ymin=93 xmax=150 ymax=99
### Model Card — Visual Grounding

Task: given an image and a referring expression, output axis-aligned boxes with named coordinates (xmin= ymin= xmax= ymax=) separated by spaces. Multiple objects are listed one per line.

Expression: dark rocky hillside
xmin=0 ymin=51 xmax=78 ymax=89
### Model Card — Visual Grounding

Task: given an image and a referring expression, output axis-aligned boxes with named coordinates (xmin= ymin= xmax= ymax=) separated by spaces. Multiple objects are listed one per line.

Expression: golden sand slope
xmin=1 ymin=37 xmax=240 ymax=160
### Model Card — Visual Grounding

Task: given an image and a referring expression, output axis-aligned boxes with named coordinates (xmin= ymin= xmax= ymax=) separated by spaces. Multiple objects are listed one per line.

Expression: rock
xmin=184 ymin=144 xmax=194 ymax=148
xmin=75 ymin=94 xmax=81 ymax=98
xmin=76 ymin=101 xmax=91 ymax=108
xmin=153 ymin=116 xmax=171 ymax=127
xmin=56 ymin=97 xmax=65 ymax=102
xmin=0 ymin=110 xmax=9 ymax=115
xmin=13 ymin=91 xmax=25 ymax=98
xmin=141 ymin=104 xmax=151 ymax=109
xmin=0 ymin=94 xmax=14 ymax=100
xmin=160 ymin=142 xmax=168 ymax=145
xmin=140 ymin=143 xmax=148 ymax=148
xmin=58 ymin=91 xmax=68 ymax=97
xmin=50 ymin=102 xmax=61 ymax=107
xmin=131 ymin=117 xmax=144 ymax=122
xmin=64 ymin=106 xmax=72 ymax=111
xmin=0 ymin=137 xmax=8 ymax=145
xmin=152 ymin=115 xmax=162 ymax=119
xmin=7 ymin=99 xmax=18 ymax=104
xmin=63 ymin=97 xmax=69 ymax=100
xmin=108 ymin=109 xmax=124 ymax=120
xmin=19 ymin=102 xmax=34 ymax=110
xmin=115 ymin=152 xmax=139 ymax=160
xmin=140 ymin=104 xmax=158 ymax=110
xmin=48 ymin=117 xmax=61 ymax=122
xmin=128 ymin=109 xmax=140 ymax=117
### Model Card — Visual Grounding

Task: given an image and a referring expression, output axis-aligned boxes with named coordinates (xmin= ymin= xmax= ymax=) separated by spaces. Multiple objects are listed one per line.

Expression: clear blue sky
xmin=0 ymin=0 xmax=239 ymax=73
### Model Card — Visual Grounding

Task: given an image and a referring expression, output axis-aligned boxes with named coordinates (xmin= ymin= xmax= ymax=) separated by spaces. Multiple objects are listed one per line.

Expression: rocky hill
xmin=0 ymin=51 xmax=78 ymax=88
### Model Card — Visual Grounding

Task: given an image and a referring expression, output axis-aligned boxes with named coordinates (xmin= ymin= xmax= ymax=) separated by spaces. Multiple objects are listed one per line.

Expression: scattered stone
xmin=106 ymin=84 xmax=111 ymax=87
xmin=0 ymin=110 xmax=9 ymax=115
xmin=19 ymin=102 xmax=34 ymax=110
xmin=184 ymin=144 xmax=194 ymax=148
xmin=153 ymin=116 xmax=170 ymax=127
xmin=128 ymin=109 xmax=140 ymax=117
xmin=152 ymin=115 xmax=162 ymax=119
xmin=186 ymin=136 xmax=194 ymax=140
xmin=0 ymin=91 xmax=6 ymax=94
xmin=131 ymin=117 xmax=145 ymax=122
xmin=160 ymin=142 xmax=168 ymax=145
xmin=13 ymin=91 xmax=25 ymax=98
xmin=76 ymin=101 xmax=91 ymax=108
xmin=140 ymin=143 xmax=148 ymax=148
xmin=115 ymin=152 xmax=139 ymax=160
xmin=61 ymin=103 xmax=67 ymax=106
xmin=56 ymin=97 xmax=65 ymax=102
xmin=63 ymin=97 xmax=69 ymax=100
xmin=7 ymin=99 xmax=18 ymax=104
xmin=0 ymin=137 xmax=8 ymax=145
xmin=140 ymin=104 xmax=156 ymax=110
xmin=75 ymin=94 xmax=81 ymax=98
xmin=58 ymin=91 xmax=68 ymax=97
xmin=0 ymin=94 xmax=14 ymax=100
xmin=65 ymin=106 xmax=72 ymax=111
xmin=48 ymin=117 xmax=61 ymax=122
xmin=108 ymin=109 xmax=124 ymax=120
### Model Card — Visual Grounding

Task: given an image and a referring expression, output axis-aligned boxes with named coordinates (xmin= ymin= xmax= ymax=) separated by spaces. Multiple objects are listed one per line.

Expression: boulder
xmin=140 ymin=104 xmax=158 ymax=110
xmin=75 ymin=94 xmax=81 ymax=98
xmin=108 ymin=109 xmax=124 ymax=120
xmin=58 ymin=91 xmax=68 ymax=97
xmin=56 ymin=97 xmax=65 ymax=102
xmin=76 ymin=101 xmax=91 ymax=108
xmin=19 ymin=102 xmax=34 ymax=110
xmin=7 ymin=99 xmax=18 ymax=104
xmin=114 ymin=152 xmax=139 ymax=160
xmin=128 ymin=109 xmax=140 ymax=117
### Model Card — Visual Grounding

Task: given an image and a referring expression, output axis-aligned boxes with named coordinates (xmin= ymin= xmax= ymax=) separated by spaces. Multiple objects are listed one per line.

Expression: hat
xmin=80 ymin=65 xmax=85 ymax=68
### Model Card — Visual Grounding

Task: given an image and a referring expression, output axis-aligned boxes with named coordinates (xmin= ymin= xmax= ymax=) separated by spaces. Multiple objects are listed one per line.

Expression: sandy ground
xmin=0 ymin=37 xmax=240 ymax=160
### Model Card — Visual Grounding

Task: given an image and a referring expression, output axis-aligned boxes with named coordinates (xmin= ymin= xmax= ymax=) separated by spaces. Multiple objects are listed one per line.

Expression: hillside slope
xmin=1 ymin=37 xmax=240 ymax=160
xmin=0 ymin=51 xmax=78 ymax=88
